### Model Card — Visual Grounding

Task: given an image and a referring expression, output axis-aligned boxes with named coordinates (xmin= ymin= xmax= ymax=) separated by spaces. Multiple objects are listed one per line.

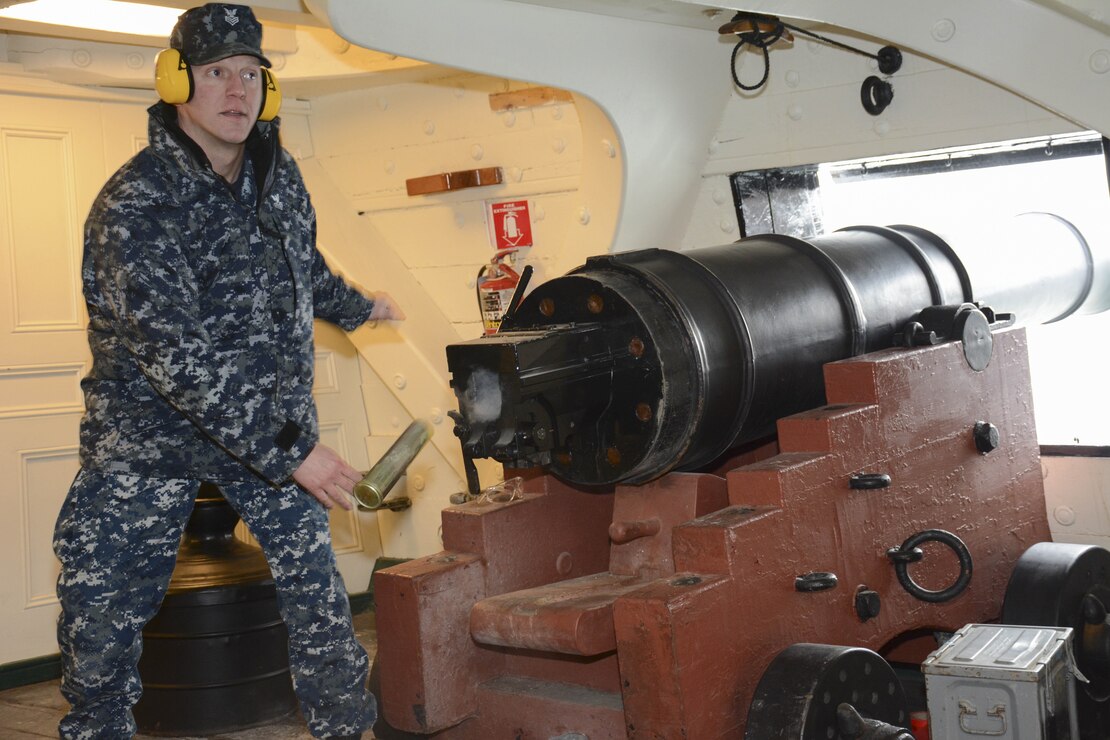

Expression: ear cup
xmin=154 ymin=48 xmax=193 ymax=105
xmin=258 ymin=67 xmax=281 ymax=122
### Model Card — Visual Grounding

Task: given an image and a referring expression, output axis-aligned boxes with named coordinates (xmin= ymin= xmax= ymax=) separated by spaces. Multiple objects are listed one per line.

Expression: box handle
xmin=958 ymin=700 xmax=1007 ymax=736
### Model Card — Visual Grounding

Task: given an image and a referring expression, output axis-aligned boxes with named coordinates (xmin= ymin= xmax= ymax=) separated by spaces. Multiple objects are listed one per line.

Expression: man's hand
xmin=292 ymin=444 xmax=362 ymax=510
xmin=369 ymin=291 xmax=406 ymax=321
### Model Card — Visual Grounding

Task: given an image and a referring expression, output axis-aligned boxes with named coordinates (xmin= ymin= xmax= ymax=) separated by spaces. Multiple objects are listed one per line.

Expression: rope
xmin=729 ymin=18 xmax=785 ymax=91
xmin=727 ymin=14 xmax=901 ymax=94
xmin=782 ymin=22 xmax=874 ymax=61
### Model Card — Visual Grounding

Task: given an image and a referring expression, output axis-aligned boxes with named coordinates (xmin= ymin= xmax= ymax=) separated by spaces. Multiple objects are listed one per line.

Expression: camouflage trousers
xmin=53 ymin=469 xmax=375 ymax=739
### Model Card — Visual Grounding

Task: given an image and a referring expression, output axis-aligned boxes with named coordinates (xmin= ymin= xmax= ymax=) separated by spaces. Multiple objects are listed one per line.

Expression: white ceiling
xmin=0 ymin=0 xmax=1106 ymax=114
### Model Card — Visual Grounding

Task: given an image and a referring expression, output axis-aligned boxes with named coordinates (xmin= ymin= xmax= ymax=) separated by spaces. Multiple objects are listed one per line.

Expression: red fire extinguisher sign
xmin=488 ymin=200 xmax=534 ymax=250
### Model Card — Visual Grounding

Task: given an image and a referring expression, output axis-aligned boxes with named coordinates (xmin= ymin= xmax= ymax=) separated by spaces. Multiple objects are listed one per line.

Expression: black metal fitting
xmin=896 ymin=321 xmax=938 ymax=348
xmin=795 ymin=572 xmax=838 ymax=592
xmin=1082 ymin=593 xmax=1108 ymax=625
xmin=885 ymin=546 xmax=924 ymax=564
xmin=876 ymin=46 xmax=903 ymax=75
xmin=896 ymin=303 xmax=1015 ymax=371
xmin=973 ymin=421 xmax=1000 ymax=454
xmin=447 ymin=410 xmax=468 ymax=437
xmin=850 ymin=473 xmax=892 ymax=490
xmin=855 ymin=588 xmax=882 ymax=622
xmin=837 ymin=703 xmax=915 ymax=739
xmin=861 ymin=76 xmax=894 ymax=116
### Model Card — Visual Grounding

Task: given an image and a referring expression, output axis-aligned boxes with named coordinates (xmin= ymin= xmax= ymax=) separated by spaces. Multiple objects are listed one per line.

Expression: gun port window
xmin=731 ymin=133 xmax=1110 ymax=446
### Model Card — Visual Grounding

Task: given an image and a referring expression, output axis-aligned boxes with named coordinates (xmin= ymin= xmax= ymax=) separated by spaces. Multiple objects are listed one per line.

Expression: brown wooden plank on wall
xmin=489 ymin=87 xmax=573 ymax=111
xmin=406 ymin=167 xmax=503 ymax=196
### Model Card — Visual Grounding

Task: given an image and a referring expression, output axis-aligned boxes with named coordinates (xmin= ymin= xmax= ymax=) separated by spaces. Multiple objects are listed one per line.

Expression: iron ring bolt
xmin=887 ymin=529 xmax=973 ymax=603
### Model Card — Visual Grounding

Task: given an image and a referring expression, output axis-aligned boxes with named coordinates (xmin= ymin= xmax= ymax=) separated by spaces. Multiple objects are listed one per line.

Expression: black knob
xmin=855 ymin=589 xmax=882 ymax=622
xmin=973 ymin=421 xmax=1000 ymax=454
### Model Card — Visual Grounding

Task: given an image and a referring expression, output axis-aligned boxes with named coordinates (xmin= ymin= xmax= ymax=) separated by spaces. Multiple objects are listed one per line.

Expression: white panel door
xmin=0 ymin=91 xmax=141 ymax=665
xmin=312 ymin=320 xmax=384 ymax=594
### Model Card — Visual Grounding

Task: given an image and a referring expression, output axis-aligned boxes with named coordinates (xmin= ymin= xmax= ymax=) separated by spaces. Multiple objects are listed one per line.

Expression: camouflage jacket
xmin=79 ymin=102 xmax=374 ymax=485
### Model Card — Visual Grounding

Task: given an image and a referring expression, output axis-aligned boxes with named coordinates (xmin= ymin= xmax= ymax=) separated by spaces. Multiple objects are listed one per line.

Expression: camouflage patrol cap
xmin=170 ymin=4 xmax=271 ymax=67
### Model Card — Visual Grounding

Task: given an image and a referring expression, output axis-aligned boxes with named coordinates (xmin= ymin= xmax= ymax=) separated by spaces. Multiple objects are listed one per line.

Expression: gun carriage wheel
xmin=745 ymin=643 xmax=914 ymax=739
xmin=1003 ymin=542 xmax=1110 ymax=739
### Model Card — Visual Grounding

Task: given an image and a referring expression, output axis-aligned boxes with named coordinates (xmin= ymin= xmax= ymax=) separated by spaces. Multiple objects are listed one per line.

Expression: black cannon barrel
xmin=446 ymin=213 xmax=1105 ymax=489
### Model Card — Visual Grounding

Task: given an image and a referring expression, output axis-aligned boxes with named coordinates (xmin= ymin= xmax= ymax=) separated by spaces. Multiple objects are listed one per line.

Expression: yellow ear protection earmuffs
xmin=154 ymin=48 xmax=193 ymax=106
xmin=258 ymin=67 xmax=281 ymax=123
xmin=154 ymin=48 xmax=282 ymax=122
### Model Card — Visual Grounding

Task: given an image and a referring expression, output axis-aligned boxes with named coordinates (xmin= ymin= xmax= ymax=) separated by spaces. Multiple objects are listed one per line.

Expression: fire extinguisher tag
xmin=480 ymin=287 xmax=517 ymax=333
xmin=477 ymin=257 xmax=522 ymax=334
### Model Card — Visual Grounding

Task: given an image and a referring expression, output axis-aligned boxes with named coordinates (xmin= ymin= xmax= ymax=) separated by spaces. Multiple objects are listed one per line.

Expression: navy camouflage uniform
xmin=53 ymin=37 xmax=377 ymax=737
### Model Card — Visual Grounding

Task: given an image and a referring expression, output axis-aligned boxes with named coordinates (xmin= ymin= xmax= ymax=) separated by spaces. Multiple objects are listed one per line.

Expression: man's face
xmin=176 ymin=54 xmax=264 ymax=154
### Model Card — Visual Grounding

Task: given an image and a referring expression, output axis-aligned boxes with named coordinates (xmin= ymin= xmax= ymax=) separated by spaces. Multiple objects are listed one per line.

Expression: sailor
xmin=53 ymin=4 xmax=396 ymax=737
